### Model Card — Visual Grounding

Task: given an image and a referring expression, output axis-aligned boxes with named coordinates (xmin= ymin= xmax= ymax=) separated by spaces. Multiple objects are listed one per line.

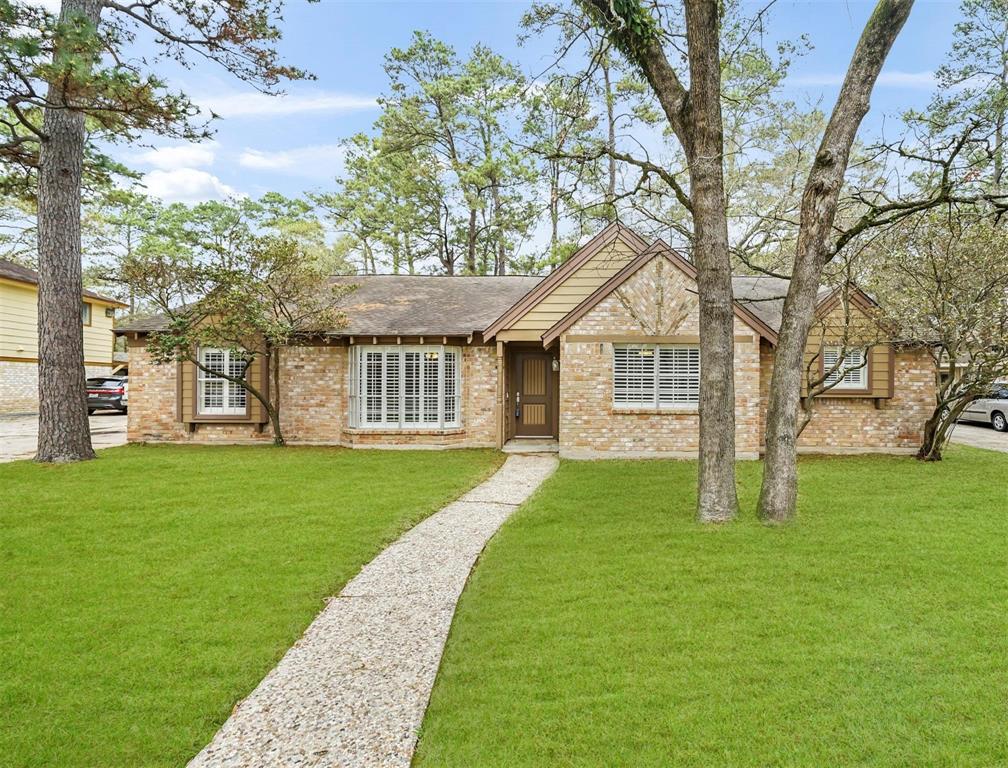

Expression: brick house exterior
xmin=118 ymin=224 xmax=935 ymax=456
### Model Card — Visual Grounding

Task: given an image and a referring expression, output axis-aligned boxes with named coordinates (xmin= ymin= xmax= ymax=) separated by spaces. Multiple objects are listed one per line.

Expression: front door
xmin=514 ymin=351 xmax=553 ymax=437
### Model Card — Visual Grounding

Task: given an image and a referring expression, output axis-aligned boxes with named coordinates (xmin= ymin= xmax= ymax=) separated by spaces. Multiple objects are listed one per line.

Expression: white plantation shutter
xmin=823 ymin=347 xmax=866 ymax=389
xmin=351 ymin=345 xmax=461 ymax=429
xmin=198 ymin=348 xmax=248 ymax=415
xmin=444 ymin=350 xmax=459 ymax=425
xmin=613 ymin=345 xmax=655 ymax=405
xmin=614 ymin=344 xmax=700 ymax=408
xmin=658 ymin=347 xmax=700 ymax=405
xmin=404 ymin=351 xmax=421 ymax=424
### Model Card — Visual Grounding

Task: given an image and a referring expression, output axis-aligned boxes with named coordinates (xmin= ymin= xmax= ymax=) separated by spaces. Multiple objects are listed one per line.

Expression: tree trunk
xmin=602 ymin=56 xmax=617 ymax=214
xmin=550 ymin=163 xmax=560 ymax=267
xmin=466 ymin=206 xmax=477 ymax=274
xmin=918 ymin=412 xmax=945 ymax=461
xmin=683 ymin=0 xmax=738 ymax=522
xmin=35 ymin=0 xmax=103 ymax=463
xmin=995 ymin=35 xmax=1006 ymax=192
xmin=269 ymin=347 xmax=284 ymax=446
xmin=758 ymin=0 xmax=914 ymax=523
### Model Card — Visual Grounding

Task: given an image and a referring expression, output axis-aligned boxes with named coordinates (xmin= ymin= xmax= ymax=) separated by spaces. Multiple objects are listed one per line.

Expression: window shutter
xmin=658 ymin=347 xmax=700 ymax=405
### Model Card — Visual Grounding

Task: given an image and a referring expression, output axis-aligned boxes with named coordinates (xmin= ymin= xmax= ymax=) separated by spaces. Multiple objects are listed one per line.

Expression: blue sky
xmin=114 ymin=0 xmax=962 ymax=204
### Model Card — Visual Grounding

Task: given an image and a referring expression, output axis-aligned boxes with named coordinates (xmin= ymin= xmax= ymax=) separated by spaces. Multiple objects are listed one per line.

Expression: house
xmin=0 ymin=259 xmax=125 ymax=414
xmin=116 ymin=224 xmax=935 ymax=456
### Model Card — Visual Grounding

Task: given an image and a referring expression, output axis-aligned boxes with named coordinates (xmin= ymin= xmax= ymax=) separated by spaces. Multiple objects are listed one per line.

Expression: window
xmin=350 ymin=345 xmax=461 ymax=429
xmin=613 ymin=344 xmax=700 ymax=408
xmin=197 ymin=347 xmax=248 ymax=415
xmin=81 ymin=302 xmax=92 ymax=325
xmin=823 ymin=347 xmax=867 ymax=390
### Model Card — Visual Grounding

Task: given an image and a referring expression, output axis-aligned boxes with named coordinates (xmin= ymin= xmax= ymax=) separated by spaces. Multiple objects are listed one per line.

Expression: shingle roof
xmin=732 ymin=276 xmax=833 ymax=334
xmin=0 ymin=258 xmax=123 ymax=305
xmin=327 ymin=275 xmax=543 ymax=337
xmin=115 ymin=274 xmax=545 ymax=337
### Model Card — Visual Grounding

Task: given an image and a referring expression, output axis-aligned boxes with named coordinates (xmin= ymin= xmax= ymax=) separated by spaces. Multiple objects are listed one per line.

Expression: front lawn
xmin=415 ymin=448 xmax=1008 ymax=767
xmin=0 ymin=444 xmax=501 ymax=768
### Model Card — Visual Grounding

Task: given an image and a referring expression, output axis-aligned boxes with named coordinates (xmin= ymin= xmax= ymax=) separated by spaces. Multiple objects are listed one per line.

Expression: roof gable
xmin=542 ymin=241 xmax=779 ymax=345
xmin=483 ymin=222 xmax=649 ymax=339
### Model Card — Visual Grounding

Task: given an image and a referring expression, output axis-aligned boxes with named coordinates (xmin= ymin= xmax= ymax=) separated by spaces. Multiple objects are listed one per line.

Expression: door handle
xmin=515 ymin=391 xmax=521 ymax=419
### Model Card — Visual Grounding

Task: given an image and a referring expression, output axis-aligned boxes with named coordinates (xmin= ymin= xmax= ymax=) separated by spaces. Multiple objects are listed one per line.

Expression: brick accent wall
xmin=126 ymin=339 xmax=499 ymax=448
xmin=0 ymin=360 xmax=112 ymax=415
xmin=559 ymin=258 xmax=763 ymax=458
xmin=759 ymin=341 xmax=934 ymax=452
xmin=0 ymin=360 xmax=40 ymax=414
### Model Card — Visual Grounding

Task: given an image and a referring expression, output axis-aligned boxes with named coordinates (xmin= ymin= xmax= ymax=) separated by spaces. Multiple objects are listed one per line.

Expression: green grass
xmin=0 ymin=444 xmax=502 ymax=768
xmin=415 ymin=447 xmax=1008 ymax=767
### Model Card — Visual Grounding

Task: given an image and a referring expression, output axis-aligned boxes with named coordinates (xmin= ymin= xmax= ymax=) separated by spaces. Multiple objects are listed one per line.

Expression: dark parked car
xmin=87 ymin=376 xmax=128 ymax=415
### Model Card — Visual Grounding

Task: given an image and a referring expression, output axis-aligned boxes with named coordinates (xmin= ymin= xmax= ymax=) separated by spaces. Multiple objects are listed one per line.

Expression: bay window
xmin=613 ymin=344 xmax=700 ymax=408
xmin=351 ymin=345 xmax=461 ymax=429
xmin=197 ymin=347 xmax=248 ymax=415
xmin=823 ymin=346 xmax=867 ymax=390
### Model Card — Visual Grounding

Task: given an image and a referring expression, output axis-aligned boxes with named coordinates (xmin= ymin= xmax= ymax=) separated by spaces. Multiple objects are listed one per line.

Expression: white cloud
xmin=239 ymin=143 xmax=347 ymax=180
xmin=787 ymin=70 xmax=936 ymax=90
xmin=142 ymin=168 xmax=237 ymax=204
xmin=198 ymin=89 xmax=379 ymax=119
xmin=132 ymin=143 xmax=216 ymax=170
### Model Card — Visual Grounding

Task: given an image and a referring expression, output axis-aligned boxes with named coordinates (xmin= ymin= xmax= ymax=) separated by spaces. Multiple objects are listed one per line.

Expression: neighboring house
xmin=0 ymin=259 xmax=125 ymax=414
xmin=116 ymin=224 xmax=935 ymax=456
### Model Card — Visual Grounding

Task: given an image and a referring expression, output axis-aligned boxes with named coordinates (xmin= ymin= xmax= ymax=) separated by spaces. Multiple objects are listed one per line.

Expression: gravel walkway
xmin=188 ymin=453 xmax=558 ymax=768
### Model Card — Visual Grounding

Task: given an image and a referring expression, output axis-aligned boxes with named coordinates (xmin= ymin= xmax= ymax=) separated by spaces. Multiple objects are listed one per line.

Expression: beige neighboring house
xmin=116 ymin=224 xmax=936 ymax=457
xmin=0 ymin=259 xmax=125 ymax=414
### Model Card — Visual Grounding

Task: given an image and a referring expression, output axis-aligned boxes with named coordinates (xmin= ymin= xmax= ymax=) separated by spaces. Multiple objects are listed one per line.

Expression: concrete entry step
xmin=503 ymin=438 xmax=559 ymax=454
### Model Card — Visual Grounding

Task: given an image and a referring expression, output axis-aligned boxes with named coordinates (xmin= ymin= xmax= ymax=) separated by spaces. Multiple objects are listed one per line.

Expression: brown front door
xmin=514 ymin=351 xmax=553 ymax=437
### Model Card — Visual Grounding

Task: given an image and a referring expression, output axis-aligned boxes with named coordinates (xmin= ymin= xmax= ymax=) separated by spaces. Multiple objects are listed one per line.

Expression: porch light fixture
xmin=552 ymin=359 xmax=560 ymax=372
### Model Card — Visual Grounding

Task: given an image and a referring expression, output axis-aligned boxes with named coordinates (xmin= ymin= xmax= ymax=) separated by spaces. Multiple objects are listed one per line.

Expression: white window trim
xmin=197 ymin=347 xmax=249 ymax=416
xmin=613 ymin=343 xmax=701 ymax=409
xmin=823 ymin=346 xmax=868 ymax=390
xmin=349 ymin=345 xmax=462 ymax=430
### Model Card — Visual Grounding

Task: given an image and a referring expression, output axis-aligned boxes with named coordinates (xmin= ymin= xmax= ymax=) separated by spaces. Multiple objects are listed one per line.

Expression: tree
xmin=0 ymin=0 xmax=307 ymax=462
xmin=379 ymin=33 xmax=536 ymax=275
xmin=869 ymin=214 xmax=1008 ymax=461
xmin=934 ymin=0 xmax=1008 ymax=192
xmin=750 ymin=1 xmax=914 ymax=522
xmin=562 ymin=0 xmax=915 ymax=521
xmin=83 ymin=188 xmax=161 ymax=314
xmin=123 ymin=236 xmax=352 ymax=446
xmin=573 ymin=0 xmax=762 ymax=521
xmin=522 ymin=76 xmax=598 ymax=269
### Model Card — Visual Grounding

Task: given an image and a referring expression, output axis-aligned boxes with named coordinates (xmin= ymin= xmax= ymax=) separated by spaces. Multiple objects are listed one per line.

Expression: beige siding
xmin=0 ymin=279 xmax=117 ymax=365
xmin=0 ymin=281 xmax=39 ymax=358
xmin=507 ymin=235 xmax=638 ymax=332
xmin=802 ymin=300 xmax=893 ymax=399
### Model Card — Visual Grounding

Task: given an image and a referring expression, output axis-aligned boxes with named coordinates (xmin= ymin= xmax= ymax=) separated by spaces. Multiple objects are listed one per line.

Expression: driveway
xmin=949 ymin=422 xmax=1008 ymax=454
xmin=0 ymin=412 xmax=127 ymax=463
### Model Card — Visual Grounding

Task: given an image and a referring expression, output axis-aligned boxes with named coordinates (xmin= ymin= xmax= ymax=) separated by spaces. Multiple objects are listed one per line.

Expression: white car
xmin=958 ymin=385 xmax=1008 ymax=432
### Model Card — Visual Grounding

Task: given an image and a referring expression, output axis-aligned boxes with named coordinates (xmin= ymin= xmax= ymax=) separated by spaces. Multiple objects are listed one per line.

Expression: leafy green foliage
xmin=0 ymin=0 xmax=308 ymax=176
xmin=323 ymin=32 xmax=537 ymax=275
xmin=120 ymin=202 xmax=354 ymax=444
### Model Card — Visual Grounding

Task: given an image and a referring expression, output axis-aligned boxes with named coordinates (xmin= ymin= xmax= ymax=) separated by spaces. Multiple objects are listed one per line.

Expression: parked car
xmin=957 ymin=385 xmax=1008 ymax=432
xmin=87 ymin=375 xmax=128 ymax=415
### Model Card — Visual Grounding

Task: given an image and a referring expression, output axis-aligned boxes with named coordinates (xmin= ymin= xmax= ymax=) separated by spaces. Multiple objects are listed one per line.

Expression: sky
xmin=95 ymin=0 xmax=964 ymax=205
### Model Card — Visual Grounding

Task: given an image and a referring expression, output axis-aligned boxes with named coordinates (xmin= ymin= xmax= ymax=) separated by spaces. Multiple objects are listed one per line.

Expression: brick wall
xmin=126 ymin=339 xmax=499 ymax=448
xmin=0 ymin=360 xmax=39 ymax=414
xmin=0 ymin=360 xmax=112 ymax=415
xmin=759 ymin=341 xmax=934 ymax=452
xmin=559 ymin=257 xmax=763 ymax=458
